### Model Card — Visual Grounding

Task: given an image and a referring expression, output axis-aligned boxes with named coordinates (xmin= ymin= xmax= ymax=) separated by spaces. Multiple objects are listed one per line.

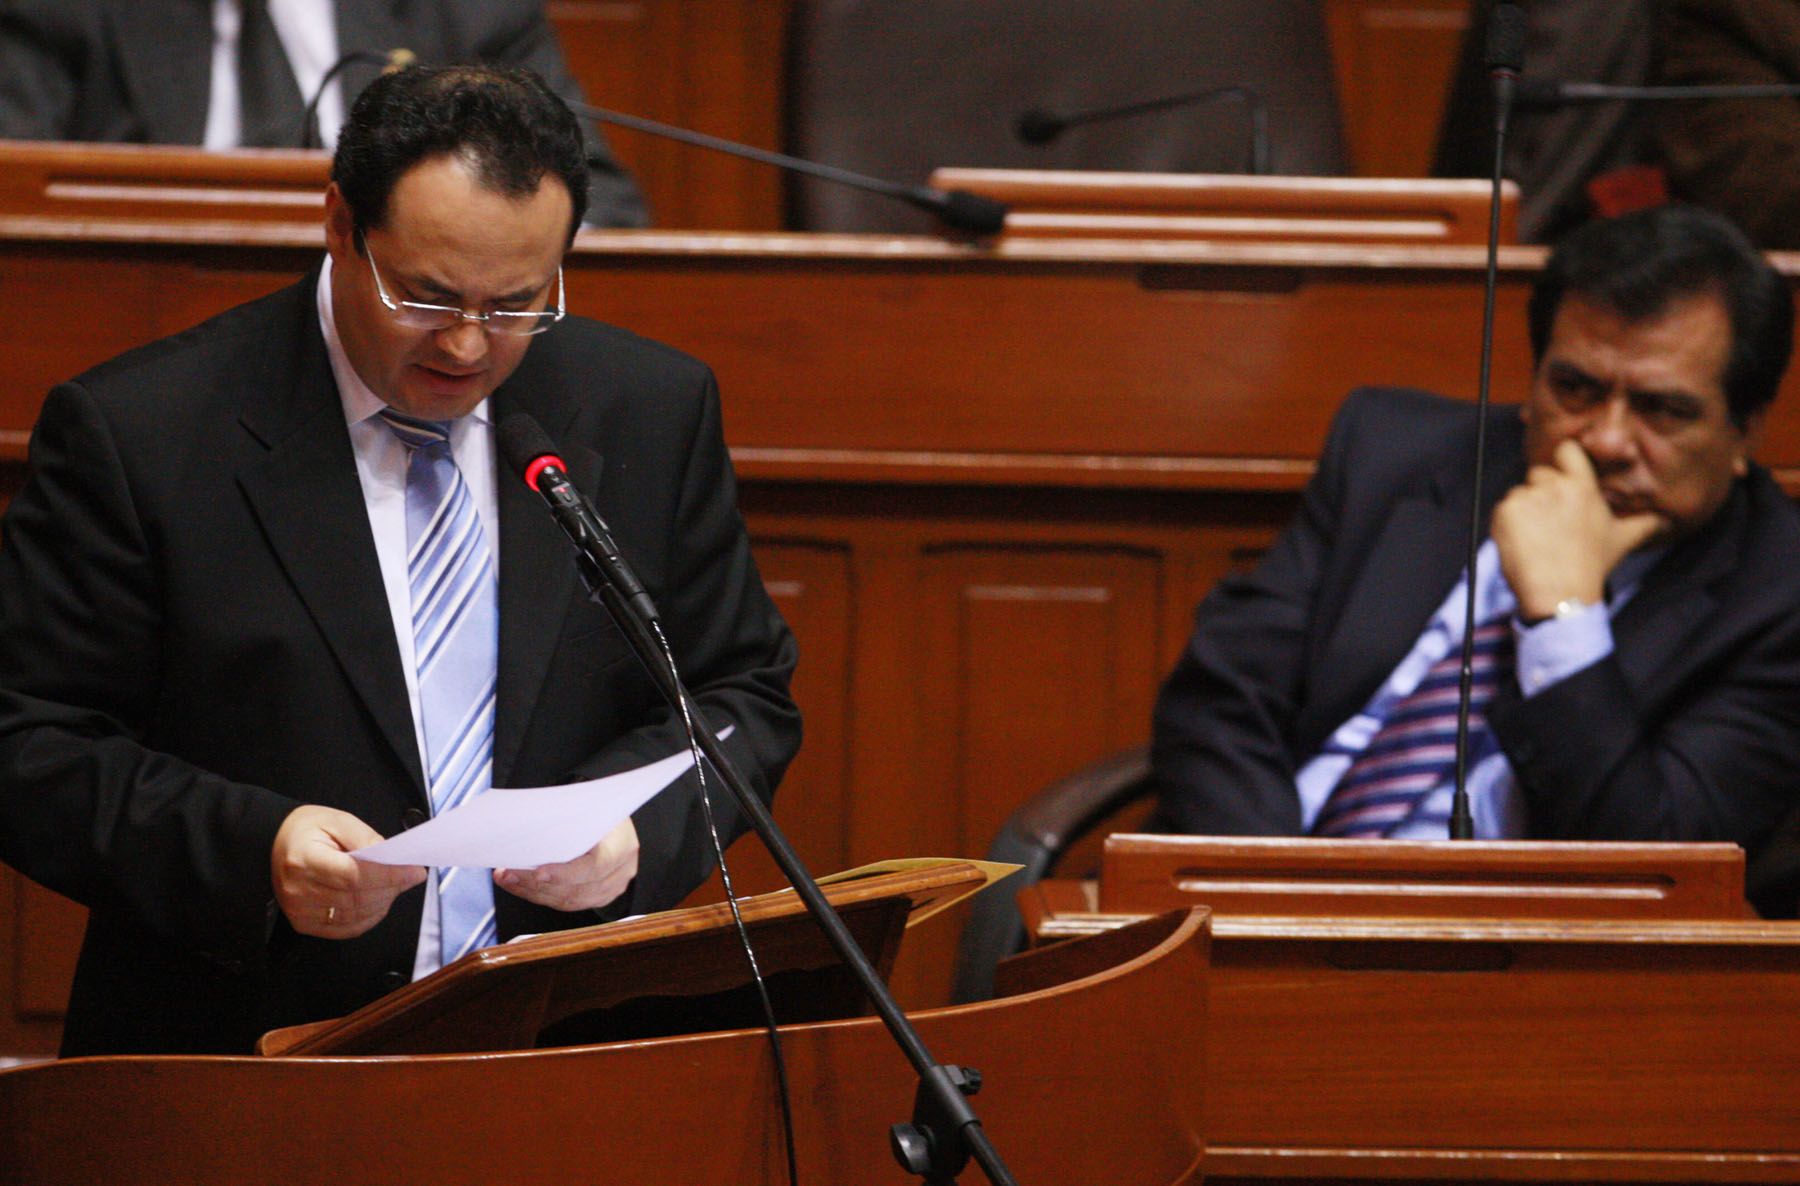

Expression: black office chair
xmin=951 ymin=743 xmax=1156 ymax=1003
xmin=785 ymin=0 xmax=1350 ymax=233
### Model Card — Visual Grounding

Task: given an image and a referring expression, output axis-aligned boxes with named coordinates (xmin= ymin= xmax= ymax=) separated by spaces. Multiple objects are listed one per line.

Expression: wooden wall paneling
xmin=1204 ymin=920 xmax=1800 ymax=1178
xmin=2 ymin=872 xmax=71 ymax=1058
xmin=0 ymin=249 xmax=169 ymax=446
xmin=677 ymin=535 xmax=855 ymax=904
xmin=838 ymin=536 xmax=928 ymax=852
xmin=916 ymin=546 xmax=1162 ymax=863
xmin=666 ymin=0 xmax=789 ymax=230
xmin=1159 ymin=512 xmax=1290 ymax=674
xmin=731 ymin=487 xmax=1295 ymax=1008
xmin=546 ymin=1 xmax=671 ymax=217
xmin=155 ymin=249 xmax=322 ymax=339
xmin=1040 ymin=509 xmax=1292 ymax=885
xmin=1325 ymin=0 xmax=1472 ymax=177
xmin=550 ymin=1 xmax=789 ymax=230
xmin=742 ymin=539 xmax=856 ymax=883
xmin=0 ymin=243 xmax=306 ymax=458
xmin=901 ymin=545 xmax=1163 ymax=1005
xmin=547 ymin=2 xmax=658 ymax=110
xmin=570 ymin=253 xmax=1542 ymax=469
xmin=13 ymin=879 xmax=83 ymax=1022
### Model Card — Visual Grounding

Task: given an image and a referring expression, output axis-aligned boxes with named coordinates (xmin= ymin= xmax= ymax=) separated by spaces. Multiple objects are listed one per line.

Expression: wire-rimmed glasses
xmin=361 ymin=238 xmax=565 ymax=337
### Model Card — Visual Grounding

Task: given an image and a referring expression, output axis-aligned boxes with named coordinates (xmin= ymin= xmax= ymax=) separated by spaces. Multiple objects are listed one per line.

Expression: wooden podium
xmin=0 ymin=146 xmax=1519 ymax=246
xmin=930 ymin=167 xmax=1520 ymax=245
xmin=0 ymin=139 xmax=329 ymax=225
xmin=1019 ymin=838 xmax=1800 ymax=1184
xmin=0 ymin=864 xmax=1210 ymax=1185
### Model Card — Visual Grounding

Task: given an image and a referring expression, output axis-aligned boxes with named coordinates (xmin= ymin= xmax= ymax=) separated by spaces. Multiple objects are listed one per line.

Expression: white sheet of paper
xmin=352 ymin=742 xmax=706 ymax=870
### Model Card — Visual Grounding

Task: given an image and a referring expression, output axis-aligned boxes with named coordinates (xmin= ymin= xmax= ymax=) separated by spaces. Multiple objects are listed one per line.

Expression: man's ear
xmin=323 ymin=182 xmax=355 ymax=260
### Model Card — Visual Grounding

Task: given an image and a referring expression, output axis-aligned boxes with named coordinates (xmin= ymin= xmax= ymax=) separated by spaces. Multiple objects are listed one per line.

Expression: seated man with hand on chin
xmin=1152 ymin=203 xmax=1800 ymax=916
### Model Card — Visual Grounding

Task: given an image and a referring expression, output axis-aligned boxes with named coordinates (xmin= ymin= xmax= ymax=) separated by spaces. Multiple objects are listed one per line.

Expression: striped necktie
xmin=1312 ymin=613 xmax=1516 ymax=838
xmin=378 ymin=409 xmax=499 ymax=964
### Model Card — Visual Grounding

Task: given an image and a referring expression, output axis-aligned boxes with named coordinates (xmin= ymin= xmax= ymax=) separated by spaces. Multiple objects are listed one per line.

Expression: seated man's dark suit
xmin=1152 ymin=386 xmax=1800 ymax=913
xmin=0 ymin=0 xmax=647 ymax=225
xmin=0 ymin=271 xmax=800 ymax=1054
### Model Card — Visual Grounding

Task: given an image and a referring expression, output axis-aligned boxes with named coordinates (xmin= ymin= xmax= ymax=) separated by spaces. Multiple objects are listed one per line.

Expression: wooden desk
xmin=933 ymin=168 xmax=1519 ymax=244
xmin=1097 ymin=834 xmax=1755 ymax=920
xmin=1195 ymin=914 xmax=1800 ymax=1183
xmin=0 ymin=140 xmax=328 ymax=227
xmin=0 ymin=907 xmax=1211 ymax=1186
xmin=1014 ymin=838 xmax=1800 ymax=1182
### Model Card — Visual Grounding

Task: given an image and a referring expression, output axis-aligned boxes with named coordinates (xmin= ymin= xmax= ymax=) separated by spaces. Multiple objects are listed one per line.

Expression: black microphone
xmin=299 ymin=47 xmax=416 ymax=149
xmin=497 ymin=413 xmax=661 ymax=626
xmin=1517 ymin=78 xmax=1800 ymax=111
xmin=1486 ymin=1 xmax=1527 ymax=108
xmin=1015 ymin=85 xmax=1271 ymax=175
xmin=568 ymin=101 xmax=1008 ymax=236
xmin=1450 ymin=0 xmax=1528 ymax=843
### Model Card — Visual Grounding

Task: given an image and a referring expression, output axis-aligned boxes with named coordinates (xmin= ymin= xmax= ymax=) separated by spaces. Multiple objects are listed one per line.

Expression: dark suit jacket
xmin=1432 ymin=0 xmax=1655 ymax=243
xmin=0 ymin=0 xmax=648 ymax=226
xmin=1152 ymin=387 xmax=1800 ymax=913
xmin=0 ymin=272 xmax=800 ymax=1054
xmin=1655 ymin=0 xmax=1800 ymax=250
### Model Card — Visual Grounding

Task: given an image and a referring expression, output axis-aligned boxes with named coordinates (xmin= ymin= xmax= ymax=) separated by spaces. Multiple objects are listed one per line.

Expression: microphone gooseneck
xmin=499 ymin=411 xmax=1022 ymax=1185
xmin=1451 ymin=0 xmax=1528 ymax=842
xmin=570 ymin=101 xmax=1008 ymax=236
xmin=1517 ymin=79 xmax=1800 ymax=110
xmin=1015 ymin=84 xmax=1272 ymax=175
xmin=496 ymin=414 xmax=660 ymax=626
xmin=298 ymin=47 xmax=415 ymax=149
xmin=497 ymin=412 xmax=796 ymax=1183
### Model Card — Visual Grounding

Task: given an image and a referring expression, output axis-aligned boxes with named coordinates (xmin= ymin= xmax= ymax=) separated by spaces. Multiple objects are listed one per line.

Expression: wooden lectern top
xmin=1100 ymin=834 xmax=1752 ymax=919
xmin=259 ymin=858 xmax=1007 ymax=1057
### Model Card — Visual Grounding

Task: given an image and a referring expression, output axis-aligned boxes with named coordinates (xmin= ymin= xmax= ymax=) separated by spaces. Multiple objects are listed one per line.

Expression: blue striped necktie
xmin=378 ymin=409 xmax=499 ymax=964
xmin=1312 ymin=613 xmax=1516 ymax=838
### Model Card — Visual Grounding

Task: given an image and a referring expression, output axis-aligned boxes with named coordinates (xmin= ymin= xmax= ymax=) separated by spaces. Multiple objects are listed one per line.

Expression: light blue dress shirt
xmin=1295 ymin=538 xmax=1662 ymax=838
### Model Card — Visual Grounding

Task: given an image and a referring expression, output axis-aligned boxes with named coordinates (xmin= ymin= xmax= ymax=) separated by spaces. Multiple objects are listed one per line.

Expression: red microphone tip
xmin=523 ymin=454 xmax=566 ymax=491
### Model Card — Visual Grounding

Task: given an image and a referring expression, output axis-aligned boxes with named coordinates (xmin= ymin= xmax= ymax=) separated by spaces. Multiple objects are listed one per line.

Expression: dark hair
xmin=332 ymin=64 xmax=589 ymax=244
xmin=1528 ymin=204 xmax=1792 ymax=427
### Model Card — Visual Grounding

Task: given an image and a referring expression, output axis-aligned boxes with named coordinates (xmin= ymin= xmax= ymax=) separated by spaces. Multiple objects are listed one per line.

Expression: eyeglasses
xmin=361 ymin=237 xmax=565 ymax=337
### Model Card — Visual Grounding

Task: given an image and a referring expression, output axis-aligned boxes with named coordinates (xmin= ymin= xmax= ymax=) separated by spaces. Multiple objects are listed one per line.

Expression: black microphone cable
xmin=658 ymin=624 xmax=801 ymax=1186
xmin=498 ymin=413 xmax=801 ymax=1185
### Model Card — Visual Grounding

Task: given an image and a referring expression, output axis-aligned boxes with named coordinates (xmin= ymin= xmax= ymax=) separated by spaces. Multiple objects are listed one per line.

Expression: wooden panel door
xmin=549 ymin=0 xmax=789 ymax=229
xmin=1325 ymin=0 xmax=1472 ymax=177
xmin=677 ymin=537 xmax=855 ymax=903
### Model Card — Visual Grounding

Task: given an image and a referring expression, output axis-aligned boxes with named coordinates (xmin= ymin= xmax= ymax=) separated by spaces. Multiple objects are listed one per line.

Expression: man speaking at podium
xmin=1152 ymin=205 xmax=1800 ymax=914
xmin=0 ymin=64 xmax=799 ymax=1054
